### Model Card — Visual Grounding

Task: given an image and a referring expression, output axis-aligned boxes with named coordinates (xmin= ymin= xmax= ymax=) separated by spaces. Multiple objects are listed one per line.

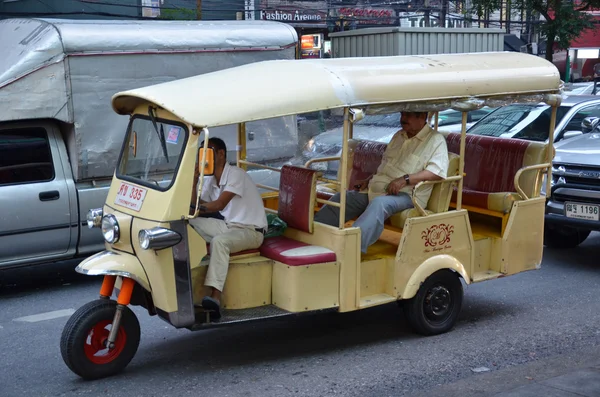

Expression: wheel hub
xmin=424 ymin=285 xmax=452 ymax=322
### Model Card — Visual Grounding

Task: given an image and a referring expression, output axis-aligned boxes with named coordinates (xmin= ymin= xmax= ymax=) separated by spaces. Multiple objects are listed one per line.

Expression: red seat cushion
xmin=348 ymin=141 xmax=386 ymax=189
xmin=445 ymin=133 xmax=529 ymax=211
xmin=259 ymin=236 xmax=336 ymax=266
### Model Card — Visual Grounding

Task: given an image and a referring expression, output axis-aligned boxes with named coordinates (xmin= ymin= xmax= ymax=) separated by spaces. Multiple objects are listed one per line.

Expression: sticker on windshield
xmin=166 ymin=127 xmax=181 ymax=144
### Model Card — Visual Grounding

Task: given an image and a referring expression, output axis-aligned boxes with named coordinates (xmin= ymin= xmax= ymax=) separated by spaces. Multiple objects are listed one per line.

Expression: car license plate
xmin=565 ymin=202 xmax=600 ymax=221
xmin=114 ymin=182 xmax=147 ymax=212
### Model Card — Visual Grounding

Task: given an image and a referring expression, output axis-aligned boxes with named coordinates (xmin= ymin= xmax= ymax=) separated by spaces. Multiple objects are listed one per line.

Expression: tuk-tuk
xmin=60 ymin=52 xmax=562 ymax=379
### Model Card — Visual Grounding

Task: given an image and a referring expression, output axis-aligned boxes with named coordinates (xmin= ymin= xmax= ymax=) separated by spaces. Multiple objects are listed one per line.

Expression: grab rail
xmin=514 ymin=163 xmax=550 ymax=200
xmin=411 ymin=175 xmax=463 ymax=216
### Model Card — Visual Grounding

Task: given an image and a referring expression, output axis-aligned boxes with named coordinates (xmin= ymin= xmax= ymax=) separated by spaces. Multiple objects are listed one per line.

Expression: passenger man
xmin=314 ymin=111 xmax=449 ymax=253
xmin=189 ymin=137 xmax=267 ymax=319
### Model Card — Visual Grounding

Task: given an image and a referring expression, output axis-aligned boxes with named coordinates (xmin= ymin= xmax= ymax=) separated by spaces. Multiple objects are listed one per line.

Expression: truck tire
xmin=60 ymin=299 xmax=140 ymax=380
xmin=544 ymin=226 xmax=590 ymax=249
xmin=403 ymin=270 xmax=463 ymax=336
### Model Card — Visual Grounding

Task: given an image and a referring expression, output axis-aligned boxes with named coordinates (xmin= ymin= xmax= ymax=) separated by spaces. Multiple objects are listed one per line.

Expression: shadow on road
xmin=0 ymin=258 xmax=95 ymax=296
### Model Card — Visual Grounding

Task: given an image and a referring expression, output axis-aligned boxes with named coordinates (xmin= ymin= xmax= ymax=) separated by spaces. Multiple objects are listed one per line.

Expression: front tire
xmin=60 ymin=299 xmax=140 ymax=380
xmin=404 ymin=270 xmax=463 ymax=336
xmin=544 ymin=225 xmax=590 ymax=249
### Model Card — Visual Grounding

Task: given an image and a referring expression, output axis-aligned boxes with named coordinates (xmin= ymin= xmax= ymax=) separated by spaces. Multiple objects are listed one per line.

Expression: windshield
xmin=467 ymin=104 xmax=570 ymax=141
xmin=117 ymin=115 xmax=188 ymax=191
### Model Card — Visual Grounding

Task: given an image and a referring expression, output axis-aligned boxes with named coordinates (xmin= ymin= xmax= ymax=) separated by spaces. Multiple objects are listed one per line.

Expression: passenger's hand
xmin=386 ymin=178 xmax=407 ymax=195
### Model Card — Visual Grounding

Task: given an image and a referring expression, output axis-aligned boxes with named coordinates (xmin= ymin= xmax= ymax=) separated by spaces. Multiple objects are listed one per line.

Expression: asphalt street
xmin=1 ymin=233 xmax=599 ymax=397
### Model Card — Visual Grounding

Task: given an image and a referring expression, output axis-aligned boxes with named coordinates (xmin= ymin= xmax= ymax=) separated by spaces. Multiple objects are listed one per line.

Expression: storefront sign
xmin=337 ymin=7 xmax=396 ymax=25
xmin=260 ymin=9 xmax=325 ymax=23
xmin=245 ymin=0 xmax=255 ymax=20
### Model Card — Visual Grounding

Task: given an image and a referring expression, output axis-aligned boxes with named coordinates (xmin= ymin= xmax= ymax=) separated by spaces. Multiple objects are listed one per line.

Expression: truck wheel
xmin=60 ymin=299 xmax=140 ymax=380
xmin=544 ymin=226 xmax=590 ymax=249
xmin=404 ymin=270 xmax=463 ymax=336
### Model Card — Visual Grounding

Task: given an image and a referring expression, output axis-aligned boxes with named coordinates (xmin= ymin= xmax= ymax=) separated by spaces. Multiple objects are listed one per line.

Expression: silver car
xmin=467 ymin=95 xmax=600 ymax=142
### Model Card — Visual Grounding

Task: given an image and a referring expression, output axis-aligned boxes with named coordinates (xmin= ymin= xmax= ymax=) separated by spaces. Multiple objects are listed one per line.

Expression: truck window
xmin=0 ymin=128 xmax=54 ymax=186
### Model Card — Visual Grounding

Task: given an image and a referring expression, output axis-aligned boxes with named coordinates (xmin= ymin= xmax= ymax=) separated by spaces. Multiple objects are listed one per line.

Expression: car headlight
xmin=101 ymin=214 xmax=120 ymax=244
xmin=87 ymin=208 xmax=103 ymax=229
xmin=304 ymin=138 xmax=316 ymax=153
xmin=139 ymin=227 xmax=181 ymax=250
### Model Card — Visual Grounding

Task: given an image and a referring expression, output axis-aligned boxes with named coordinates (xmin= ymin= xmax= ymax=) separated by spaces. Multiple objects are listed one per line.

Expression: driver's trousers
xmin=189 ymin=218 xmax=264 ymax=292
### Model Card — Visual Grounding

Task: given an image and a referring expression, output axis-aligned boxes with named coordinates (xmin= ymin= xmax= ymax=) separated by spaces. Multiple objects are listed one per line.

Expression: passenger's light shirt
xmin=368 ymin=124 xmax=449 ymax=208
xmin=200 ymin=163 xmax=268 ymax=229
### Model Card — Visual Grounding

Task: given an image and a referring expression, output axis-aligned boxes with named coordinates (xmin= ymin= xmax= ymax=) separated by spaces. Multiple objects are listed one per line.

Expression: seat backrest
xmin=445 ymin=133 xmax=549 ymax=197
xmin=278 ymin=165 xmax=319 ymax=233
xmin=343 ymin=139 xmax=387 ymax=188
xmin=426 ymin=152 xmax=460 ymax=213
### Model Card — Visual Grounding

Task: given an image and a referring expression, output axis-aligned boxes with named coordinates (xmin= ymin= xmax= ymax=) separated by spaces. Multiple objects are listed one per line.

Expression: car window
xmin=563 ymin=104 xmax=600 ymax=132
xmin=0 ymin=128 xmax=55 ymax=186
xmin=468 ymin=104 xmax=570 ymax=141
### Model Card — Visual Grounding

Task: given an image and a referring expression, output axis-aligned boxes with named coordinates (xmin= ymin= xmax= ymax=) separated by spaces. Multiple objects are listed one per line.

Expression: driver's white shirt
xmin=200 ymin=163 xmax=267 ymax=229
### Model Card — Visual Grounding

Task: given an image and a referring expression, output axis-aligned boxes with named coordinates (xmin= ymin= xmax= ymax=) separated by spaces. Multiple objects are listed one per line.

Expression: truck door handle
xmin=39 ymin=190 xmax=60 ymax=201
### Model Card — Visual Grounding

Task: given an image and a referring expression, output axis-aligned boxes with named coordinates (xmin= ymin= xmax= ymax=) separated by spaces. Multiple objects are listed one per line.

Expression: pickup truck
xmin=0 ymin=18 xmax=299 ymax=269
xmin=544 ymin=118 xmax=600 ymax=248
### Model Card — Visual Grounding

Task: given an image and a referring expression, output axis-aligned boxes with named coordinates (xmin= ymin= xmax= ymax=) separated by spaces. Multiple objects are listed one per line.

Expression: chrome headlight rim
xmin=138 ymin=227 xmax=181 ymax=250
xmin=87 ymin=208 xmax=103 ymax=229
xmin=101 ymin=214 xmax=120 ymax=244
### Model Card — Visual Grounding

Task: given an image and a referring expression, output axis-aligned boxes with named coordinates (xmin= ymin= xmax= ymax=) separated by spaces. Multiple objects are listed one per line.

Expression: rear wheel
xmin=404 ymin=270 xmax=463 ymax=336
xmin=544 ymin=225 xmax=590 ymax=249
xmin=60 ymin=299 xmax=140 ymax=380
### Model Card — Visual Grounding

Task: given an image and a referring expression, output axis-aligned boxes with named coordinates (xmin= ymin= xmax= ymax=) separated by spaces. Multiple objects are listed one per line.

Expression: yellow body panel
xmin=131 ymin=218 xmax=179 ymax=313
xmin=77 ymin=250 xmax=151 ymax=292
xmin=192 ymin=256 xmax=273 ymax=309
xmin=272 ymin=261 xmax=339 ymax=312
xmin=395 ymin=210 xmax=473 ymax=300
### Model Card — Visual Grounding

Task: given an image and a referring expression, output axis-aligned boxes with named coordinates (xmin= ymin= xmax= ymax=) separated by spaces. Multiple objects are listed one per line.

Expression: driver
xmin=189 ymin=137 xmax=267 ymax=319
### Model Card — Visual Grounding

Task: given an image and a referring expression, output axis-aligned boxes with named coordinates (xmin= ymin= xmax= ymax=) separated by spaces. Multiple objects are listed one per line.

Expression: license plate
xmin=114 ymin=182 xmax=147 ymax=212
xmin=565 ymin=202 xmax=600 ymax=221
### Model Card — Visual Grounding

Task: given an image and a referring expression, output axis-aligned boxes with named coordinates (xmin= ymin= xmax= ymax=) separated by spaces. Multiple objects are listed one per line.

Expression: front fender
xmin=77 ymin=251 xmax=151 ymax=292
xmin=401 ymin=254 xmax=469 ymax=300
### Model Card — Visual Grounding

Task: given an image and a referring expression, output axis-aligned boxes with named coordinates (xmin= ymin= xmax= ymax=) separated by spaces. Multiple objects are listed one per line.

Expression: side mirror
xmin=131 ymin=131 xmax=137 ymax=158
xmin=582 ymin=117 xmax=600 ymax=133
xmin=198 ymin=147 xmax=215 ymax=176
xmin=563 ymin=130 xmax=583 ymax=140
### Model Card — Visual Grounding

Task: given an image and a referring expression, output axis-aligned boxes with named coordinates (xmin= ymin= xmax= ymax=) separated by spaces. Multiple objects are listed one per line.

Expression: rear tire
xmin=404 ymin=270 xmax=463 ymax=336
xmin=60 ymin=299 xmax=140 ymax=380
xmin=544 ymin=225 xmax=590 ymax=249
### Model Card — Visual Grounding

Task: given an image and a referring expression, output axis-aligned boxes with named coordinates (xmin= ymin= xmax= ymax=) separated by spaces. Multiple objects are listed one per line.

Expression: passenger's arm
xmin=386 ymin=171 xmax=442 ymax=195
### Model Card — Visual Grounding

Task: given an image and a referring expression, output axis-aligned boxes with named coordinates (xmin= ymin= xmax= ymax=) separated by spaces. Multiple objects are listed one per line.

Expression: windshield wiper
xmin=148 ymin=106 xmax=169 ymax=163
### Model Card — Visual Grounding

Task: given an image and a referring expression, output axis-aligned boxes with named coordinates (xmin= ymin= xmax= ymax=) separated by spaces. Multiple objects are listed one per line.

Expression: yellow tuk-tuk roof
xmin=111 ymin=52 xmax=561 ymax=127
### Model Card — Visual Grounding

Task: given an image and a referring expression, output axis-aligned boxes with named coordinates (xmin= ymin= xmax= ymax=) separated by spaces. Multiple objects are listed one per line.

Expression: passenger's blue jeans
xmin=314 ymin=191 xmax=414 ymax=253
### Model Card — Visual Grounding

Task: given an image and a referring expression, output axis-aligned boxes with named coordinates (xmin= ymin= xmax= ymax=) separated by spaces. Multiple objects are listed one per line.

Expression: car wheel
xmin=544 ymin=225 xmax=591 ymax=249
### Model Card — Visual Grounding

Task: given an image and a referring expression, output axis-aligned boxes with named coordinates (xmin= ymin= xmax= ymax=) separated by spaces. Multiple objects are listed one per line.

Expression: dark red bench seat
xmin=259 ymin=236 xmax=336 ymax=266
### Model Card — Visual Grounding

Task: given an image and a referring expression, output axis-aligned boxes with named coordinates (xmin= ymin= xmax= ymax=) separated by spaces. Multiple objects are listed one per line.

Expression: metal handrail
xmin=411 ymin=175 xmax=463 ymax=216
xmin=304 ymin=156 xmax=341 ymax=169
xmin=514 ymin=163 xmax=550 ymax=200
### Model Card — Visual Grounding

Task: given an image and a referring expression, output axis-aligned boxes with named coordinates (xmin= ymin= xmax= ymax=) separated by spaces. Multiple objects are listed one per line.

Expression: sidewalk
xmin=407 ymin=345 xmax=600 ymax=397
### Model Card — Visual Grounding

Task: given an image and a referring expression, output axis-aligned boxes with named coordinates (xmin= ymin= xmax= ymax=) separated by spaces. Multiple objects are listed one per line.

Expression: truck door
xmin=0 ymin=124 xmax=72 ymax=267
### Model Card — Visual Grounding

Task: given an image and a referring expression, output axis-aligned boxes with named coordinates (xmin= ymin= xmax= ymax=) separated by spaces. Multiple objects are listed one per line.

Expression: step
xmin=471 ymin=270 xmax=504 ymax=283
xmin=359 ymin=293 xmax=396 ymax=309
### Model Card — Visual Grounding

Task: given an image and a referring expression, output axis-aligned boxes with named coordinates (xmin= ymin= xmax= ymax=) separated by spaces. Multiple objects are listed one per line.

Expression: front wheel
xmin=403 ymin=270 xmax=463 ymax=336
xmin=60 ymin=299 xmax=140 ymax=380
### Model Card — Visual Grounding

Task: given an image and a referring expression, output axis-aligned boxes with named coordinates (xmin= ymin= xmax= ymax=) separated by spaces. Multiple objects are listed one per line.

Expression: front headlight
xmin=139 ymin=227 xmax=181 ymax=250
xmin=101 ymin=214 xmax=120 ymax=244
xmin=87 ymin=208 xmax=103 ymax=229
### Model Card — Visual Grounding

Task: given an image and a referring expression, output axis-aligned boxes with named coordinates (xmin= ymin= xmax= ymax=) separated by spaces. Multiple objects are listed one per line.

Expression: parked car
xmin=295 ymin=108 xmax=494 ymax=177
xmin=0 ymin=18 xmax=298 ymax=269
xmin=543 ymin=118 xmax=600 ymax=248
xmin=563 ymin=82 xmax=600 ymax=96
xmin=467 ymin=95 xmax=600 ymax=142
